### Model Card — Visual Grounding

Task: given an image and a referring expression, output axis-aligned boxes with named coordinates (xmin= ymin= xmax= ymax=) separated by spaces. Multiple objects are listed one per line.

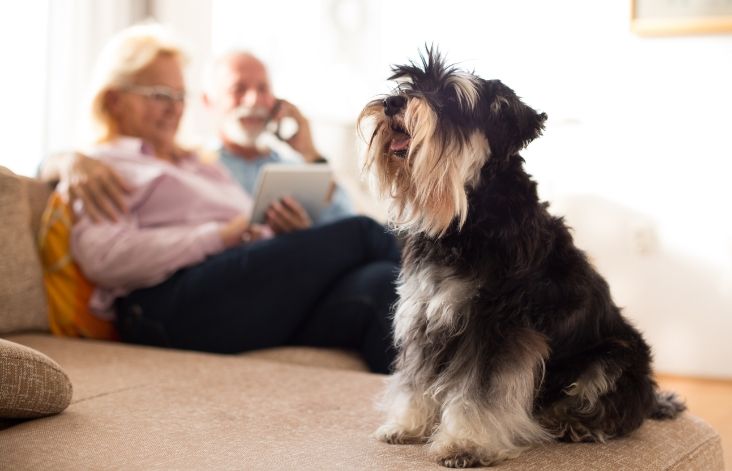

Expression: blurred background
xmin=1 ymin=0 xmax=730 ymax=378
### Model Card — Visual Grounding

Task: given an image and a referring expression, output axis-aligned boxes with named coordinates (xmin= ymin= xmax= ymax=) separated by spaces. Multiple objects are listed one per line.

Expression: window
xmin=0 ymin=1 xmax=50 ymax=177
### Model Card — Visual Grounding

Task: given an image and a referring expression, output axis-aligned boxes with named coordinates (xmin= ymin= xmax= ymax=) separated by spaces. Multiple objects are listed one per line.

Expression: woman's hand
xmin=242 ymin=224 xmax=269 ymax=243
xmin=64 ymin=153 xmax=132 ymax=222
xmin=266 ymin=196 xmax=312 ymax=235
xmin=218 ymin=215 xmax=250 ymax=248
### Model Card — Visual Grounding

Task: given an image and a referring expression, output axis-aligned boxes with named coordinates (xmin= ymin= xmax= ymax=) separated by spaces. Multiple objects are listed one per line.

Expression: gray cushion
xmin=0 ymin=166 xmax=49 ymax=335
xmin=0 ymin=338 xmax=72 ymax=418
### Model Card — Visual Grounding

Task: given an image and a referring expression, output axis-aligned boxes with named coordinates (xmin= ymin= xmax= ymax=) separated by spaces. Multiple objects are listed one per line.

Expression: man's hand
xmin=265 ymin=196 xmax=312 ymax=234
xmin=64 ymin=153 xmax=132 ymax=222
xmin=270 ymin=99 xmax=320 ymax=162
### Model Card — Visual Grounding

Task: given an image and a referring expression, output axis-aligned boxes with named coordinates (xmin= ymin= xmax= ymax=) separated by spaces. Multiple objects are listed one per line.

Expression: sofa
xmin=0 ymin=166 xmax=725 ymax=470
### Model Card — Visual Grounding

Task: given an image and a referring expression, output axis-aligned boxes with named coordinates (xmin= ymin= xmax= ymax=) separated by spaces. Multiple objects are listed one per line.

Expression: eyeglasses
xmin=121 ymin=85 xmax=187 ymax=104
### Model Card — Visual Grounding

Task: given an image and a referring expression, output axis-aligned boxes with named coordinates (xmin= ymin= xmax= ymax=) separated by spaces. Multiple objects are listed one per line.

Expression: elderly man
xmin=202 ymin=51 xmax=353 ymax=230
xmin=43 ymin=52 xmax=353 ymax=231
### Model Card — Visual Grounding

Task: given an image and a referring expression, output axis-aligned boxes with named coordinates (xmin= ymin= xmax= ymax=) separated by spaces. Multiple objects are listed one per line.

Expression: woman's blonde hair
xmin=86 ymin=23 xmax=188 ymax=143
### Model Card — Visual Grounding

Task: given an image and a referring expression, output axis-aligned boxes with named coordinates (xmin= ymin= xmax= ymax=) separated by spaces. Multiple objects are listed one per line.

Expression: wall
xmin=205 ymin=0 xmax=732 ymax=377
xmin=462 ymin=1 xmax=732 ymax=378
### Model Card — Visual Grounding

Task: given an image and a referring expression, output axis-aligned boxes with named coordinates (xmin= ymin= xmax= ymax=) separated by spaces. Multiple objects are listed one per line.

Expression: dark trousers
xmin=115 ymin=216 xmax=400 ymax=373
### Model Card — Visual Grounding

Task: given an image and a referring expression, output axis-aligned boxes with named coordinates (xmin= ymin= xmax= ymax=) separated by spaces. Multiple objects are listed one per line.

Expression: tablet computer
xmin=250 ymin=163 xmax=333 ymax=224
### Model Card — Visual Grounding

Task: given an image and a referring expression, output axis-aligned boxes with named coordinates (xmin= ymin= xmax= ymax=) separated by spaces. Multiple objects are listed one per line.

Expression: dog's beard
xmin=359 ymin=97 xmax=490 ymax=238
xmin=221 ymin=105 xmax=270 ymax=148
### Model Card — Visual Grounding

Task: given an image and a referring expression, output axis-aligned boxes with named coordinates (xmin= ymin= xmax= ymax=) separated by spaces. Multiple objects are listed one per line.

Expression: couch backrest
xmin=26 ymin=175 xmax=53 ymax=241
xmin=0 ymin=166 xmax=50 ymax=335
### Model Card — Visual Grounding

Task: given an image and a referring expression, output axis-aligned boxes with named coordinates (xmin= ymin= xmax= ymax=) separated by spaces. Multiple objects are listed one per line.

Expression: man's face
xmin=210 ymin=55 xmax=276 ymax=147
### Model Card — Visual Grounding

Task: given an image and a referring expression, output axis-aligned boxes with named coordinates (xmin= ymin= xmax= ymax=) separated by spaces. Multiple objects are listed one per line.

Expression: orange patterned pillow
xmin=38 ymin=193 xmax=117 ymax=340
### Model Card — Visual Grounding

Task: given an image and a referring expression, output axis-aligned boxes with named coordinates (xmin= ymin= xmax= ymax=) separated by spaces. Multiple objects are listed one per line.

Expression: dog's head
xmin=358 ymin=47 xmax=547 ymax=237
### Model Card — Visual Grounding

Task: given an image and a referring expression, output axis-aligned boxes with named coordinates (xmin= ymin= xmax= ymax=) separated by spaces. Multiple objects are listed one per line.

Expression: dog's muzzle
xmin=381 ymin=95 xmax=411 ymax=158
xmin=383 ymin=95 xmax=406 ymax=117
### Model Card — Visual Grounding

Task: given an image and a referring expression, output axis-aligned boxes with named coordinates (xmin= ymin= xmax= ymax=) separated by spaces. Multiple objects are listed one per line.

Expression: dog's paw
xmin=373 ymin=423 xmax=427 ymax=445
xmin=437 ymin=452 xmax=480 ymax=468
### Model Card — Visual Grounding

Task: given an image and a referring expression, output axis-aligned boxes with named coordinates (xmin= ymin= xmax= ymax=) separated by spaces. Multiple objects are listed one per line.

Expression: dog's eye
xmin=395 ymin=82 xmax=414 ymax=95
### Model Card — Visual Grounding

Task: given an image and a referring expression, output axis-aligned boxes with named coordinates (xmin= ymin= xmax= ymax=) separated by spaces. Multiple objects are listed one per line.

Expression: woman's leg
xmin=116 ymin=216 xmax=400 ymax=366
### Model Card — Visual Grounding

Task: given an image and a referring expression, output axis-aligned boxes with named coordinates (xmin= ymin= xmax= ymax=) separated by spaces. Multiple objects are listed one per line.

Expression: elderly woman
xmin=70 ymin=24 xmax=399 ymax=373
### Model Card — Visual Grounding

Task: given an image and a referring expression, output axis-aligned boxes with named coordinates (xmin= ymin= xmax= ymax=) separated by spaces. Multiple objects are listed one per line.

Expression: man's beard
xmin=221 ymin=105 xmax=270 ymax=148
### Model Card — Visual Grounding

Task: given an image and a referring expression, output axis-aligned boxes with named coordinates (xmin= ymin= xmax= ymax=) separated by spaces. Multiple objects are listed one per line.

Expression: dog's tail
xmin=649 ymin=389 xmax=686 ymax=420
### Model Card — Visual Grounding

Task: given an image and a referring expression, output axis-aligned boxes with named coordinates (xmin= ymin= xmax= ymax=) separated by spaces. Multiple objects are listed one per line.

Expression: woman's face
xmin=106 ymin=53 xmax=185 ymax=150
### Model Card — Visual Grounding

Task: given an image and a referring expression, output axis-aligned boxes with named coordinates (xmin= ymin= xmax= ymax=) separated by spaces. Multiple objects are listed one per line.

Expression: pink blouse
xmin=71 ymin=137 xmax=253 ymax=319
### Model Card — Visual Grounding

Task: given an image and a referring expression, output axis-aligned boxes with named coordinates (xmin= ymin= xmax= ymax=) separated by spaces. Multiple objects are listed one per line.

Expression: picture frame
xmin=631 ymin=0 xmax=732 ymax=36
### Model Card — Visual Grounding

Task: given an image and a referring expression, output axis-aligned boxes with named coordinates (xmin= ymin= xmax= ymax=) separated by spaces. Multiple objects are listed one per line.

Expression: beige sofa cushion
xmin=0 ymin=167 xmax=49 ymax=335
xmin=1 ymin=334 xmax=724 ymax=470
xmin=25 ymin=175 xmax=54 ymax=240
xmin=0 ymin=338 xmax=72 ymax=419
xmin=242 ymin=345 xmax=368 ymax=371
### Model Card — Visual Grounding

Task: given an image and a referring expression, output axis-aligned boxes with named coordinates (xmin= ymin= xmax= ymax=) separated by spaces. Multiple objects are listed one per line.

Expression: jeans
xmin=115 ymin=216 xmax=401 ymax=373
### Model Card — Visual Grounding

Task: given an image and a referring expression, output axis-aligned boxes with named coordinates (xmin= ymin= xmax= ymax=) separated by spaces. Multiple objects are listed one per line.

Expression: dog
xmin=357 ymin=48 xmax=685 ymax=468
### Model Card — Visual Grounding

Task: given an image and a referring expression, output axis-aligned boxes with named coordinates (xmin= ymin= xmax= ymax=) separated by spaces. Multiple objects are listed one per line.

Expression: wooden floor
xmin=656 ymin=375 xmax=732 ymax=467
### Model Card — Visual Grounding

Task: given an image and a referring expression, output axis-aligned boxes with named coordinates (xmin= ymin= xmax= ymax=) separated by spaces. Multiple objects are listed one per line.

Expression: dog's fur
xmin=358 ymin=48 xmax=685 ymax=468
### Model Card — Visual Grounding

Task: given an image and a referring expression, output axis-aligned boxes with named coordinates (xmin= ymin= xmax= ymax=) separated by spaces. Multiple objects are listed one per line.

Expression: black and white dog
xmin=358 ymin=49 xmax=684 ymax=468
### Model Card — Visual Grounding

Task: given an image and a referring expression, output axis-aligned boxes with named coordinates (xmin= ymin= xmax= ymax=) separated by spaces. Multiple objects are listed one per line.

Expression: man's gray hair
xmin=202 ymin=50 xmax=265 ymax=97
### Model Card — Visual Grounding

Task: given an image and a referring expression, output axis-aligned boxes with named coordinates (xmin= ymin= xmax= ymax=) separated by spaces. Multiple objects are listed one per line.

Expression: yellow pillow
xmin=38 ymin=193 xmax=117 ymax=340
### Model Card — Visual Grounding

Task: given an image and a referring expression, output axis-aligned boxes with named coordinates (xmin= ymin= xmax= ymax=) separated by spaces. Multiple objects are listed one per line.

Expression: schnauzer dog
xmin=358 ymin=49 xmax=685 ymax=468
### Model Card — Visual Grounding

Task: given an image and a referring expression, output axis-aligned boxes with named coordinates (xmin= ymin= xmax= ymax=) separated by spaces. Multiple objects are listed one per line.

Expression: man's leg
xmin=289 ymin=260 xmax=399 ymax=373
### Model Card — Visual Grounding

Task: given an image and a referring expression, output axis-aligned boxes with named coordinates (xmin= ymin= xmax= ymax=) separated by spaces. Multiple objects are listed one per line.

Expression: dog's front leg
xmin=374 ymin=371 xmax=439 ymax=444
xmin=430 ymin=379 xmax=547 ymax=468
xmin=430 ymin=330 xmax=551 ymax=468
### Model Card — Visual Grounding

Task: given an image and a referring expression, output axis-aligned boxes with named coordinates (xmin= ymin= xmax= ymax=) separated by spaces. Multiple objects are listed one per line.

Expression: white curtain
xmin=45 ymin=0 xmax=151 ymax=155
xmin=0 ymin=0 xmax=214 ymax=175
xmin=0 ymin=1 xmax=52 ymax=176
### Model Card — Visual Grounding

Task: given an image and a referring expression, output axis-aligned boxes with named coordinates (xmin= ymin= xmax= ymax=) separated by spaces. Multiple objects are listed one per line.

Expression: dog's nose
xmin=383 ymin=95 xmax=406 ymax=117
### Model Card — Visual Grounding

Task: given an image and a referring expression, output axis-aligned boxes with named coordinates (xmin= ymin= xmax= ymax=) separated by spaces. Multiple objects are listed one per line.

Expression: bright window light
xmin=0 ymin=1 xmax=50 ymax=177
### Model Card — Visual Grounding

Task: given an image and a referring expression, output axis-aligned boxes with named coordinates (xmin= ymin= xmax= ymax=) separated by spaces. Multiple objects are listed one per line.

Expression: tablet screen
xmin=250 ymin=163 xmax=333 ymax=224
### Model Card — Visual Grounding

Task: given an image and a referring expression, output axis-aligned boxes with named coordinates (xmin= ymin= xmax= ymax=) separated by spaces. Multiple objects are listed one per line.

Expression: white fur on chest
xmin=393 ymin=263 xmax=477 ymax=345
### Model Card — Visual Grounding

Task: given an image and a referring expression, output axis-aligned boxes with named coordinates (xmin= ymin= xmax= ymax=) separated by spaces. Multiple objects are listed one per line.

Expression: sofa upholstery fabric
xmin=0 ymin=338 xmax=72 ymax=418
xmin=0 ymin=167 xmax=49 ymax=335
xmin=1 ymin=334 xmax=724 ymax=471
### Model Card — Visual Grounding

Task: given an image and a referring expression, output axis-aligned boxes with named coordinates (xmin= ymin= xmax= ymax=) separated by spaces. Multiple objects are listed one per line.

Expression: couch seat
xmin=0 ymin=334 xmax=724 ymax=470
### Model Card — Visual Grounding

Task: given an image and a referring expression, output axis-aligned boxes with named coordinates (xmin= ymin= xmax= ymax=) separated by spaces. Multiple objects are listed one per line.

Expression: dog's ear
xmin=481 ymin=80 xmax=547 ymax=155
